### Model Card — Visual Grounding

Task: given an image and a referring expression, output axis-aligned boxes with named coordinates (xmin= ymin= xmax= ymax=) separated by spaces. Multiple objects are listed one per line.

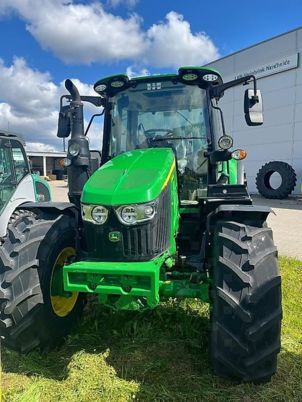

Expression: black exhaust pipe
xmin=65 ymin=79 xmax=90 ymax=207
xmin=65 ymin=79 xmax=81 ymax=102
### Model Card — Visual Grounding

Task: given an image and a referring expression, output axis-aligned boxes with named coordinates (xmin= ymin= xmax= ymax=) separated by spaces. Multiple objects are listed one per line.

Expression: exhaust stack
xmin=65 ymin=79 xmax=90 ymax=206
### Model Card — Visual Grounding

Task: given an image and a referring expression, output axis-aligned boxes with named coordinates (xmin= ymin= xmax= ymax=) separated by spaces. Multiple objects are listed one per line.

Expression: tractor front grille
xmin=83 ymin=184 xmax=171 ymax=261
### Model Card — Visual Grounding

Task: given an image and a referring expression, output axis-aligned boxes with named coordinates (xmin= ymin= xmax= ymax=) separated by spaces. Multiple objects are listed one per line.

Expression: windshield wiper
xmin=176 ymin=111 xmax=194 ymax=127
xmin=151 ymin=136 xmax=203 ymax=141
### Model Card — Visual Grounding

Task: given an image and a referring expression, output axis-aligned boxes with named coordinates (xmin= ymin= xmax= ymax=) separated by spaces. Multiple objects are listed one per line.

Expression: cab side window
xmin=11 ymin=140 xmax=29 ymax=183
xmin=0 ymin=145 xmax=14 ymax=185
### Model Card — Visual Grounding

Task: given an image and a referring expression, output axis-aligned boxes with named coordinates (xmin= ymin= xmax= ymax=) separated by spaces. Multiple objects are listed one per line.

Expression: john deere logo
xmin=109 ymin=231 xmax=121 ymax=242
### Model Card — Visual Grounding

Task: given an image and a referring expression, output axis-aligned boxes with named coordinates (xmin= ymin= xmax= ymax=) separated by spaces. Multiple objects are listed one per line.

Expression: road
xmin=49 ymin=181 xmax=302 ymax=260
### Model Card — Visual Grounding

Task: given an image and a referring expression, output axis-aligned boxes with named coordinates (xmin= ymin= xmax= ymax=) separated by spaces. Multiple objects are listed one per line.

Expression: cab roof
xmin=0 ymin=130 xmax=25 ymax=143
xmin=94 ymin=66 xmax=223 ymax=96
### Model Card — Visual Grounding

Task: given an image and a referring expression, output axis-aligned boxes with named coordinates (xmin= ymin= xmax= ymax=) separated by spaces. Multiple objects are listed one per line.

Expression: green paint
xmin=51 ymin=265 xmax=72 ymax=298
xmin=220 ymin=159 xmax=238 ymax=184
xmin=160 ymin=280 xmax=209 ymax=302
xmin=31 ymin=174 xmax=51 ymax=201
xmin=94 ymin=74 xmax=128 ymax=91
xmin=108 ymin=231 xmax=121 ymax=242
xmin=228 ymin=159 xmax=238 ymax=184
xmin=81 ymin=148 xmax=175 ymax=205
xmin=63 ymin=254 xmax=210 ymax=311
xmin=63 ymin=255 xmax=166 ymax=310
xmin=94 ymin=67 xmax=222 ymax=88
xmin=132 ymin=73 xmax=177 ymax=81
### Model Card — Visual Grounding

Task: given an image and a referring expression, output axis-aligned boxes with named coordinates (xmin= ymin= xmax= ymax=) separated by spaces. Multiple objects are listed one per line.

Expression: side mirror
xmin=57 ymin=106 xmax=71 ymax=138
xmin=244 ymin=89 xmax=263 ymax=126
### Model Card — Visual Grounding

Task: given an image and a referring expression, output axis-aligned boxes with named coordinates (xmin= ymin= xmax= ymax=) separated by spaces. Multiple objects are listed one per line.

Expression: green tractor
xmin=0 ymin=67 xmax=281 ymax=382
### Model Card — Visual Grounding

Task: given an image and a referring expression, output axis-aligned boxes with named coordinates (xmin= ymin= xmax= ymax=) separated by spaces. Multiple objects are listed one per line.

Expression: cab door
xmin=0 ymin=138 xmax=35 ymax=237
xmin=0 ymin=138 xmax=17 ymax=215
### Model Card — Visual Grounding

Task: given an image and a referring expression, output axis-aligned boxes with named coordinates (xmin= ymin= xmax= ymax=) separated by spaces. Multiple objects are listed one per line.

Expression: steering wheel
xmin=144 ymin=128 xmax=174 ymax=138
xmin=142 ymin=128 xmax=175 ymax=147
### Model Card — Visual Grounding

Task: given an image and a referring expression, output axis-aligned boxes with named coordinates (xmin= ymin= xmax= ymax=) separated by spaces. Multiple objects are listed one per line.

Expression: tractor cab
xmin=0 ymin=132 xmax=51 ymax=236
xmin=100 ymin=76 xmax=211 ymax=203
xmin=0 ymin=134 xmax=31 ymax=215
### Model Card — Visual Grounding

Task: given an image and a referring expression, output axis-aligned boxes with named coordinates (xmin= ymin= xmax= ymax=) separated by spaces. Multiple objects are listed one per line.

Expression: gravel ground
xmin=49 ymin=181 xmax=302 ymax=260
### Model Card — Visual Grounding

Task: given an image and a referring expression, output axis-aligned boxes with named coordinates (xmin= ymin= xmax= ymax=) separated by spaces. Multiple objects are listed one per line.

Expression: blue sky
xmin=0 ymin=0 xmax=301 ymax=151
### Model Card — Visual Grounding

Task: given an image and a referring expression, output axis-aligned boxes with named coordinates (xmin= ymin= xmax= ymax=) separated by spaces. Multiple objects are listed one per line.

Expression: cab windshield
xmin=109 ymin=80 xmax=210 ymax=202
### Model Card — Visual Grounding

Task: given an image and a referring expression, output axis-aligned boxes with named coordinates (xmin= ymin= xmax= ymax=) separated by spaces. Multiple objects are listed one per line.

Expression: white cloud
xmin=107 ymin=0 xmax=139 ymax=8
xmin=0 ymin=4 xmax=220 ymax=151
xmin=0 ymin=0 xmax=144 ymax=64
xmin=145 ymin=12 xmax=219 ymax=67
xmin=25 ymin=142 xmax=57 ymax=152
xmin=0 ymin=57 xmax=58 ymax=118
xmin=0 ymin=2 xmax=219 ymax=67
xmin=0 ymin=58 xmax=102 ymax=151
xmin=126 ymin=65 xmax=149 ymax=79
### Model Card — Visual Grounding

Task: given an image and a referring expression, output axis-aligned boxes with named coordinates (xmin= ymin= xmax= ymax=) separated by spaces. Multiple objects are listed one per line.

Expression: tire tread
xmin=211 ymin=218 xmax=282 ymax=382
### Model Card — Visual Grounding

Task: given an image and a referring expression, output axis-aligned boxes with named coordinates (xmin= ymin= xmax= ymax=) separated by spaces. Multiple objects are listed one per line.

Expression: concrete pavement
xmin=253 ymin=195 xmax=302 ymax=260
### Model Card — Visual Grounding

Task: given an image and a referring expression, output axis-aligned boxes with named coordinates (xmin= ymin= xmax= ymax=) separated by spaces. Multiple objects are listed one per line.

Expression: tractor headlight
xmin=116 ymin=202 xmax=156 ymax=225
xmin=94 ymin=83 xmax=107 ymax=93
xmin=182 ymin=73 xmax=198 ymax=81
xmin=68 ymin=143 xmax=80 ymax=157
xmin=218 ymin=135 xmax=233 ymax=150
xmin=81 ymin=204 xmax=108 ymax=225
xmin=92 ymin=206 xmax=109 ymax=224
xmin=110 ymin=80 xmax=125 ymax=88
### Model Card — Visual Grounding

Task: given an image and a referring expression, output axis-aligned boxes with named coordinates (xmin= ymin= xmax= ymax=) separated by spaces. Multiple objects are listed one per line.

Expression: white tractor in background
xmin=0 ymin=131 xmax=51 ymax=238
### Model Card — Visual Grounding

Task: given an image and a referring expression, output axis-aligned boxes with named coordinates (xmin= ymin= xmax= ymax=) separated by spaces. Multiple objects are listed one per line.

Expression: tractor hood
xmin=81 ymin=148 xmax=175 ymax=205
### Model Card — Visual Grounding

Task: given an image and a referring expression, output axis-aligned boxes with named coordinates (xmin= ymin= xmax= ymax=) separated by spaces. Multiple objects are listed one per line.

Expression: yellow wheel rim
xmin=50 ymin=247 xmax=79 ymax=317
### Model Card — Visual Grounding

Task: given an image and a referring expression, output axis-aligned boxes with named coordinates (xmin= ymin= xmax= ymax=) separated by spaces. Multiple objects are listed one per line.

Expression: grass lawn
xmin=1 ymin=256 xmax=302 ymax=402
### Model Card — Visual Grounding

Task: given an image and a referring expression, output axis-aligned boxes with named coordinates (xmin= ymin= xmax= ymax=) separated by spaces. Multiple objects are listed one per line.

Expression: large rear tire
xmin=210 ymin=219 xmax=282 ymax=382
xmin=0 ymin=209 xmax=84 ymax=352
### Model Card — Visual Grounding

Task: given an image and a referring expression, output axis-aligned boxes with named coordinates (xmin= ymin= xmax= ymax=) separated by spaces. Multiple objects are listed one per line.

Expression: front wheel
xmin=210 ymin=219 xmax=282 ymax=382
xmin=0 ymin=209 xmax=85 ymax=352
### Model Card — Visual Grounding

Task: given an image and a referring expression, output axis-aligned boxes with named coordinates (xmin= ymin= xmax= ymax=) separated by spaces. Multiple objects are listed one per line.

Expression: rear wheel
xmin=210 ymin=219 xmax=282 ymax=382
xmin=0 ymin=209 xmax=84 ymax=352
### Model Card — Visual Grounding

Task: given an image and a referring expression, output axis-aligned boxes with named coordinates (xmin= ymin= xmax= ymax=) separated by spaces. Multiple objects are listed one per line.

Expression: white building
xmin=27 ymin=151 xmax=66 ymax=178
xmin=207 ymin=27 xmax=302 ymax=193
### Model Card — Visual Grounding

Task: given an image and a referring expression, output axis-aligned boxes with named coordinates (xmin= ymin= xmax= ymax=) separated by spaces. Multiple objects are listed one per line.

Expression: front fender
xmin=0 ymin=175 xmax=36 ymax=237
xmin=19 ymin=201 xmax=79 ymax=219
xmin=207 ymin=204 xmax=272 ymax=229
xmin=202 ymin=204 xmax=273 ymax=266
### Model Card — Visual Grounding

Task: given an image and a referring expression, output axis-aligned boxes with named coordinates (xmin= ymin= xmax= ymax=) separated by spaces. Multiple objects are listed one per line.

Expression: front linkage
xmin=63 ymin=254 xmax=210 ymax=311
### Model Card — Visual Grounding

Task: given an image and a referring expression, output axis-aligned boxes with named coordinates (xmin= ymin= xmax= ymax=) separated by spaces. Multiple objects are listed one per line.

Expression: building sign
xmin=234 ymin=53 xmax=299 ymax=80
